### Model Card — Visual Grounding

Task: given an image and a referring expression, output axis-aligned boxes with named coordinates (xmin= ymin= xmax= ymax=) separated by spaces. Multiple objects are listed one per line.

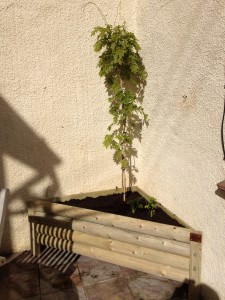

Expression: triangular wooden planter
xmin=28 ymin=186 xmax=202 ymax=300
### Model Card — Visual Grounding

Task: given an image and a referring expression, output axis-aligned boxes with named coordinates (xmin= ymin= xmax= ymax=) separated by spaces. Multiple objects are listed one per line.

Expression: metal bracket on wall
xmin=190 ymin=233 xmax=202 ymax=243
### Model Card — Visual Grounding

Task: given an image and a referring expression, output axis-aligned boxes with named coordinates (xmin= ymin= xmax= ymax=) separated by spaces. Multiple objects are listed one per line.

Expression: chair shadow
xmin=169 ymin=280 xmax=220 ymax=300
xmin=0 ymin=94 xmax=61 ymax=252
xmin=0 ymin=251 xmax=80 ymax=299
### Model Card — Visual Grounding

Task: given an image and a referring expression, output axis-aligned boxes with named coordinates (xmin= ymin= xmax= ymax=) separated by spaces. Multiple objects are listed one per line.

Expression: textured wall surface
xmin=137 ymin=1 xmax=225 ymax=299
xmin=1 ymin=0 xmax=225 ymax=298
xmin=0 ymin=0 xmax=137 ymax=252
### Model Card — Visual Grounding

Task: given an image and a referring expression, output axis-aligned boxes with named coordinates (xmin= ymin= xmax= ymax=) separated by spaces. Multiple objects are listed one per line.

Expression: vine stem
xmin=114 ymin=0 xmax=122 ymax=26
xmin=82 ymin=2 xmax=108 ymax=24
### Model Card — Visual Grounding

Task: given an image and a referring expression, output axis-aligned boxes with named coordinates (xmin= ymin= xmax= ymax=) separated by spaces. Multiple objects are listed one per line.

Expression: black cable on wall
xmin=221 ymin=85 xmax=225 ymax=160
xmin=221 ymin=79 xmax=225 ymax=160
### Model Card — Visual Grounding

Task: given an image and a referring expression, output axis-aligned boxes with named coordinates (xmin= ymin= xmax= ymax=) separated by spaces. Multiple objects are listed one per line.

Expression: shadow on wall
xmin=215 ymin=188 xmax=225 ymax=200
xmin=0 ymin=95 xmax=61 ymax=252
xmin=169 ymin=281 xmax=220 ymax=300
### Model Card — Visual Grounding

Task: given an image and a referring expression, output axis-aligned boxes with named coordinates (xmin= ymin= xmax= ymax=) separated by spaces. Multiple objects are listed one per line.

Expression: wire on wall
xmin=221 ymin=73 xmax=225 ymax=160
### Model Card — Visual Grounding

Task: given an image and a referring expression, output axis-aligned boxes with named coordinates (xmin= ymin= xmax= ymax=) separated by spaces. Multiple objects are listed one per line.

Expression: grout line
xmin=120 ymin=275 xmax=135 ymax=300
xmin=37 ymin=262 xmax=42 ymax=300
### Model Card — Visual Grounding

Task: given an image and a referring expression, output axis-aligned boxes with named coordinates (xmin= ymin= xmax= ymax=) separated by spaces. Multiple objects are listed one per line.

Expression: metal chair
xmin=0 ymin=189 xmax=9 ymax=265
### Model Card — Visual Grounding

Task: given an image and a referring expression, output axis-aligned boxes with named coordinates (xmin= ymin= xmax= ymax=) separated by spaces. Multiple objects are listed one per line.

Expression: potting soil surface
xmin=60 ymin=192 xmax=184 ymax=227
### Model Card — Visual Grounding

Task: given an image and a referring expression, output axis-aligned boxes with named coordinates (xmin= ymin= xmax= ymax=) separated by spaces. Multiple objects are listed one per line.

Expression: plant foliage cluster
xmin=127 ymin=196 xmax=157 ymax=217
xmin=92 ymin=24 xmax=148 ymax=168
xmin=92 ymin=23 xmax=148 ymax=200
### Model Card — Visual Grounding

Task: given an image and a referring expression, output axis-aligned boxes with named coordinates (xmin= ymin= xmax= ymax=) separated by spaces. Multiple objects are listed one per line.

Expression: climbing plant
xmin=92 ymin=23 xmax=148 ymax=201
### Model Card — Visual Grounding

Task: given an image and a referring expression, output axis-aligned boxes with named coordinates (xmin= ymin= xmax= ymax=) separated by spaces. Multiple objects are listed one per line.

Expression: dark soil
xmin=61 ymin=191 xmax=184 ymax=228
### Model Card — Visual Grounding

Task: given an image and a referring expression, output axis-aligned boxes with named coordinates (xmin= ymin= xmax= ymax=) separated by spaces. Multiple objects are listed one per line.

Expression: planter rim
xmin=33 ymin=186 xmax=192 ymax=230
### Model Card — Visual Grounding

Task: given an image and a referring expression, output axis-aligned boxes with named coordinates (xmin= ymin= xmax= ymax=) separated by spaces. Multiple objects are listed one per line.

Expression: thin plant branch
xmin=83 ymin=1 xmax=108 ymax=24
xmin=114 ymin=0 xmax=122 ymax=26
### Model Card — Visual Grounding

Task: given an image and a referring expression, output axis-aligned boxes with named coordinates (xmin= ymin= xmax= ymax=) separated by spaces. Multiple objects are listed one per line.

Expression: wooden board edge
xmin=134 ymin=187 xmax=193 ymax=230
xmin=28 ymin=203 xmax=191 ymax=243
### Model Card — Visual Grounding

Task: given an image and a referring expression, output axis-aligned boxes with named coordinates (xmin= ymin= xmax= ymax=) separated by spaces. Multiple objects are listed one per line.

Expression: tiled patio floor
xmin=0 ymin=252 xmax=188 ymax=300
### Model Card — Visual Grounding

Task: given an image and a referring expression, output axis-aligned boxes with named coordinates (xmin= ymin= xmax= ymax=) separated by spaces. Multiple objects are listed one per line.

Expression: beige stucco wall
xmin=137 ymin=1 xmax=225 ymax=299
xmin=1 ymin=0 xmax=225 ymax=298
xmin=0 ymin=0 xmax=137 ymax=252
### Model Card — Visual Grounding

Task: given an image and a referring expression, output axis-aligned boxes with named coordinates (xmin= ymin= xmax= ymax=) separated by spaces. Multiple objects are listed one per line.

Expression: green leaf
xmin=121 ymin=158 xmax=128 ymax=169
xmin=103 ymin=134 xmax=113 ymax=148
xmin=94 ymin=41 xmax=103 ymax=52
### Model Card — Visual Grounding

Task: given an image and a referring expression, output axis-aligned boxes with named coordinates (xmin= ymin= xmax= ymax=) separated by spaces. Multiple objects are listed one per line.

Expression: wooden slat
xmin=30 ymin=222 xmax=40 ymax=256
xmin=43 ymin=187 xmax=124 ymax=202
xmin=74 ymin=243 xmax=189 ymax=282
xmin=36 ymin=231 xmax=189 ymax=269
xmin=73 ymin=221 xmax=190 ymax=257
xmin=33 ymin=186 xmax=191 ymax=229
xmin=37 ymin=233 xmax=73 ymax=252
xmin=134 ymin=187 xmax=192 ymax=229
xmin=27 ymin=189 xmax=202 ymax=288
xmin=35 ymin=222 xmax=190 ymax=257
xmin=189 ymin=239 xmax=202 ymax=284
xmin=74 ymin=231 xmax=189 ymax=269
xmin=28 ymin=202 xmax=191 ymax=243
xmin=36 ymin=224 xmax=73 ymax=241
xmin=189 ymin=239 xmax=202 ymax=300
xmin=29 ymin=214 xmax=72 ymax=229
xmin=29 ymin=184 xmax=193 ymax=231
xmin=36 ymin=233 xmax=188 ymax=282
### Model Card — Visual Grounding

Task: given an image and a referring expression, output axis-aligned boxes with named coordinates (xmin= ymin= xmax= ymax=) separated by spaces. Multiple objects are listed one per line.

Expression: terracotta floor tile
xmin=124 ymin=272 xmax=184 ymax=300
xmin=118 ymin=266 xmax=142 ymax=278
xmin=0 ymin=270 xmax=40 ymax=300
xmin=119 ymin=265 xmax=187 ymax=300
xmin=84 ymin=277 xmax=134 ymax=300
xmin=41 ymin=288 xmax=80 ymax=300
xmin=0 ymin=260 xmax=38 ymax=277
xmin=20 ymin=296 xmax=41 ymax=300
xmin=40 ymin=267 xmax=73 ymax=294
xmin=76 ymin=285 xmax=88 ymax=300
xmin=77 ymin=256 xmax=119 ymax=286
xmin=70 ymin=272 xmax=82 ymax=286
xmin=0 ymin=253 xmax=188 ymax=300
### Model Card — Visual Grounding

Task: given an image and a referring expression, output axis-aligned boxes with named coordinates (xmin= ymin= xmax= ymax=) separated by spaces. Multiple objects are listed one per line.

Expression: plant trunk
xmin=122 ymin=168 xmax=126 ymax=201
xmin=122 ymin=111 xmax=127 ymax=202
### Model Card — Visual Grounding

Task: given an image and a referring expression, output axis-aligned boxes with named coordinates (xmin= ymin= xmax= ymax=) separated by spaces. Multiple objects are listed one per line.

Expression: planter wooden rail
xmin=28 ymin=187 xmax=202 ymax=299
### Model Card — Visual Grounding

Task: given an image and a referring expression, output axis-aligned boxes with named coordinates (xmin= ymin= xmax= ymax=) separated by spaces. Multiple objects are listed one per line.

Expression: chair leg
xmin=30 ymin=222 xmax=40 ymax=256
